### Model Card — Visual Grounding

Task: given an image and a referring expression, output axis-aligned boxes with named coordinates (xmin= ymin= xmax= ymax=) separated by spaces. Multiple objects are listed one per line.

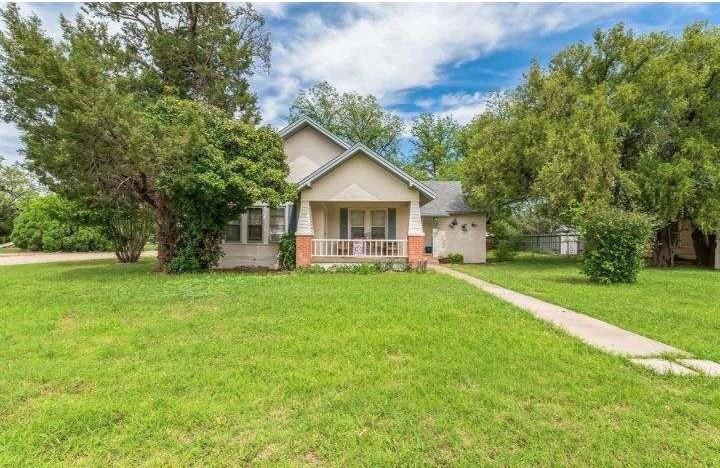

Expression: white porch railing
xmin=312 ymin=239 xmax=407 ymax=258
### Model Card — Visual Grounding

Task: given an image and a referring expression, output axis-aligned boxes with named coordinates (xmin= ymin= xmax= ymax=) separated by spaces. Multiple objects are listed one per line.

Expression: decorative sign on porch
xmin=352 ymin=240 xmax=365 ymax=256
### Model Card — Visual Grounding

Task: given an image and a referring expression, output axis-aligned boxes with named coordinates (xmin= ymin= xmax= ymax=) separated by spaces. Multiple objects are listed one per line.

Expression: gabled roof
xmin=297 ymin=143 xmax=436 ymax=200
xmin=420 ymin=181 xmax=476 ymax=216
xmin=278 ymin=116 xmax=352 ymax=150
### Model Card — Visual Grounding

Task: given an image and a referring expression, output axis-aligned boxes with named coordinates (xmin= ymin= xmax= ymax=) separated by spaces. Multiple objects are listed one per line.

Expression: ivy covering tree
xmin=463 ymin=23 xmax=720 ymax=266
xmin=289 ymin=81 xmax=405 ymax=161
xmin=0 ymin=3 xmax=292 ymax=271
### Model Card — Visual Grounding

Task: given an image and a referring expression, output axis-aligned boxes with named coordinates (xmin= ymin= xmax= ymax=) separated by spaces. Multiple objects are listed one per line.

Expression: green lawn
xmin=1 ymin=260 xmax=720 ymax=465
xmin=453 ymin=253 xmax=720 ymax=363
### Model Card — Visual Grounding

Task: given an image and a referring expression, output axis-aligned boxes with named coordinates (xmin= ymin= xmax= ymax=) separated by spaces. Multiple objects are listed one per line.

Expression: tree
xmin=408 ymin=113 xmax=462 ymax=180
xmin=289 ymin=81 xmax=405 ymax=161
xmin=0 ymin=157 xmax=39 ymax=242
xmin=463 ymin=23 xmax=720 ymax=267
xmin=0 ymin=4 xmax=292 ymax=271
xmin=83 ymin=2 xmax=271 ymax=122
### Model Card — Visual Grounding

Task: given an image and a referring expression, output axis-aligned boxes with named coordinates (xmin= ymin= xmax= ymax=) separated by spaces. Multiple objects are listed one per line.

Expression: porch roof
xmin=297 ymin=143 xmax=436 ymax=200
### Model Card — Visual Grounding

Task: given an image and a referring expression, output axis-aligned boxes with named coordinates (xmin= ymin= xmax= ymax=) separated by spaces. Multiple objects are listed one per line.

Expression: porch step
xmin=423 ymin=255 xmax=439 ymax=264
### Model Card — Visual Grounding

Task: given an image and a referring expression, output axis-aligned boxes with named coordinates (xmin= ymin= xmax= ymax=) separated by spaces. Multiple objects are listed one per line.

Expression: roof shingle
xmin=420 ymin=181 xmax=475 ymax=216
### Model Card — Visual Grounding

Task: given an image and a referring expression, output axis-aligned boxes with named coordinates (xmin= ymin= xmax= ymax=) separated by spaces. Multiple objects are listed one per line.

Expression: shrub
xmin=578 ymin=207 xmax=654 ymax=284
xmin=277 ymin=233 xmax=296 ymax=270
xmin=106 ymin=205 xmax=155 ymax=263
xmin=10 ymin=194 xmax=110 ymax=252
xmin=446 ymin=252 xmax=464 ymax=264
xmin=490 ymin=218 xmax=520 ymax=262
xmin=299 ymin=262 xmax=412 ymax=274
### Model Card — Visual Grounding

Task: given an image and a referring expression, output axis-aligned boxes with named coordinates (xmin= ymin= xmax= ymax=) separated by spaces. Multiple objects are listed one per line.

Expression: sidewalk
xmin=431 ymin=264 xmax=720 ymax=377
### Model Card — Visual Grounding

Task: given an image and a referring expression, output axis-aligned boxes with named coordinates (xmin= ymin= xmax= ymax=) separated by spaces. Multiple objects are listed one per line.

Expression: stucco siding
xmin=284 ymin=126 xmax=346 ymax=183
xmin=218 ymin=243 xmax=279 ymax=269
xmin=301 ymin=154 xmax=420 ymax=203
xmin=433 ymin=214 xmax=487 ymax=263
xmin=311 ymin=202 xmax=410 ymax=239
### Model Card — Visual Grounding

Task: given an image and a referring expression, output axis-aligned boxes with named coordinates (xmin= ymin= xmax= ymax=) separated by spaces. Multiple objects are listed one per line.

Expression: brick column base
xmin=295 ymin=234 xmax=313 ymax=267
xmin=407 ymin=235 xmax=425 ymax=267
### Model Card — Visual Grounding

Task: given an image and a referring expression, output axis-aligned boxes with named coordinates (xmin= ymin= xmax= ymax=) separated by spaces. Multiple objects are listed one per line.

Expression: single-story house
xmin=218 ymin=117 xmax=486 ymax=269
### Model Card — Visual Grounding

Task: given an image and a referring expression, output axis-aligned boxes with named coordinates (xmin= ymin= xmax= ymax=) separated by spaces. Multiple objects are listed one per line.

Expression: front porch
xmin=295 ymin=200 xmax=426 ymax=266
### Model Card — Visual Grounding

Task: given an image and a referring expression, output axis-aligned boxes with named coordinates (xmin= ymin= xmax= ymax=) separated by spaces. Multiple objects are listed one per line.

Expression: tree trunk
xmin=651 ymin=224 xmax=677 ymax=267
xmin=154 ymin=197 xmax=180 ymax=271
xmin=691 ymin=224 xmax=717 ymax=267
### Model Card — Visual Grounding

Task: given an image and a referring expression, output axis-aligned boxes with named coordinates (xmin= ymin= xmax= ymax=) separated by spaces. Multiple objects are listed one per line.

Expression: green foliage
xmin=490 ymin=218 xmax=521 ymax=262
xmin=408 ymin=113 xmax=463 ymax=180
xmin=0 ymin=157 xmax=40 ymax=242
xmin=300 ymin=261 xmax=412 ymax=274
xmin=277 ymin=233 xmax=296 ymax=270
xmin=446 ymin=252 xmax=464 ymax=264
xmin=0 ymin=7 xmax=291 ymax=272
xmin=462 ymin=23 xmax=720 ymax=265
xmin=578 ymin=207 xmax=655 ymax=284
xmin=148 ymin=97 xmax=294 ymax=272
xmin=11 ymin=194 xmax=110 ymax=251
xmin=106 ymin=204 xmax=154 ymax=263
xmin=289 ymin=81 xmax=405 ymax=161
xmin=82 ymin=3 xmax=270 ymax=122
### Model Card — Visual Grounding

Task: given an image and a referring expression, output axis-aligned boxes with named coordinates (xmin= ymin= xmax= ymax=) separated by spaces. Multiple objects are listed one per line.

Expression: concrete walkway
xmin=0 ymin=251 xmax=157 ymax=266
xmin=431 ymin=264 xmax=720 ymax=376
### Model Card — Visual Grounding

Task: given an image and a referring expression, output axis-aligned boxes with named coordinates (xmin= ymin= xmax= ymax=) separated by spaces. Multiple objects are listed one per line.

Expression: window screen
xmin=247 ymin=208 xmax=263 ymax=242
xmin=269 ymin=207 xmax=285 ymax=242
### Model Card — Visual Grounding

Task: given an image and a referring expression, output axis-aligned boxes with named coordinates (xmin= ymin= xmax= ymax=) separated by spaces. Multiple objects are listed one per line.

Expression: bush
xmin=277 ymin=233 xmax=296 ymax=270
xmin=299 ymin=261 xmax=412 ymax=274
xmin=10 ymin=195 xmax=110 ymax=252
xmin=490 ymin=218 xmax=520 ymax=262
xmin=578 ymin=207 xmax=654 ymax=284
xmin=446 ymin=252 xmax=464 ymax=264
xmin=106 ymin=205 xmax=155 ymax=263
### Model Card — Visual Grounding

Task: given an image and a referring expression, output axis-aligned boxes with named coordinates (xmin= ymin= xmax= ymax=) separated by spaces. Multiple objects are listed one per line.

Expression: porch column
xmin=295 ymin=199 xmax=313 ymax=267
xmin=407 ymin=200 xmax=425 ymax=266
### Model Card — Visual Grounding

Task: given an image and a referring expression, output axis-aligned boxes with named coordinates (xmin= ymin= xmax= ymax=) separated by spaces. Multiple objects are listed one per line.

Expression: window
xmin=247 ymin=208 xmax=263 ymax=242
xmin=350 ymin=210 xmax=365 ymax=239
xmin=225 ymin=221 xmax=242 ymax=242
xmin=269 ymin=207 xmax=285 ymax=242
xmin=370 ymin=210 xmax=386 ymax=239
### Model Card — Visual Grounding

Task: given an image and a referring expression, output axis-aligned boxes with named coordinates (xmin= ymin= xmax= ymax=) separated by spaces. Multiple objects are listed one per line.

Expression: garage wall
xmin=433 ymin=214 xmax=486 ymax=263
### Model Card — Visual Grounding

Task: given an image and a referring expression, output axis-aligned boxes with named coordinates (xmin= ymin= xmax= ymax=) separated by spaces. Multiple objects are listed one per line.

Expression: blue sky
xmin=2 ymin=2 xmax=720 ymax=162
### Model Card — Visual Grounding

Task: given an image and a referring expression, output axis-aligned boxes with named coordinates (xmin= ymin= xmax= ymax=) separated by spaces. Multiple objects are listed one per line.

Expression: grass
xmin=1 ymin=260 xmax=720 ymax=465
xmin=0 ymin=246 xmax=23 ymax=255
xmin=452 ymin=252 xmax=720 ymax=362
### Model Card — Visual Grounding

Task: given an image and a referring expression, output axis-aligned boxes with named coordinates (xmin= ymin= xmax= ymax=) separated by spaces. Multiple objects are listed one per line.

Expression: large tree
xmin=463 ymin=23 xmax=720 ymax=266
xmin=0 ymin=3 xmax=292 ymax=271
xmin=408 ymin=113 xmax=462 ymax=180
xmin=83 ymin=2 xmax=270 ymax=122
xmin=289 ymin=81 xmax=405 ymax=161
xmin=0 ymin=156 xmax=40 ymax=241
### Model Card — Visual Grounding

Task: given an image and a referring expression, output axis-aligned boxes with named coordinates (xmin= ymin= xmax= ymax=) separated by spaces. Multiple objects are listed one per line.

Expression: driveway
xmin=0 ymin=251 xmax=157 ymax=266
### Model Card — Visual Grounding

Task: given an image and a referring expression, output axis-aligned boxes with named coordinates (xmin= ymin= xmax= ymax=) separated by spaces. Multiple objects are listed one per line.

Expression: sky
xmin=2 ymin=2 xmax=720 ymax=163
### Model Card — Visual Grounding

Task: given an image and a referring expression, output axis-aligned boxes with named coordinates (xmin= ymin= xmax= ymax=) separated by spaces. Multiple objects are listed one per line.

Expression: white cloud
xmin=256 ymin=3 xmax=631 ymax=125
xmin=254 ymin=2 xmax=288 ymax=19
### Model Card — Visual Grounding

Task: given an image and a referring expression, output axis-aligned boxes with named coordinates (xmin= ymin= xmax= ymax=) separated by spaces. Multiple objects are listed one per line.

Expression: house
xmin=218 ymin=117 xmax=486 ymax=269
